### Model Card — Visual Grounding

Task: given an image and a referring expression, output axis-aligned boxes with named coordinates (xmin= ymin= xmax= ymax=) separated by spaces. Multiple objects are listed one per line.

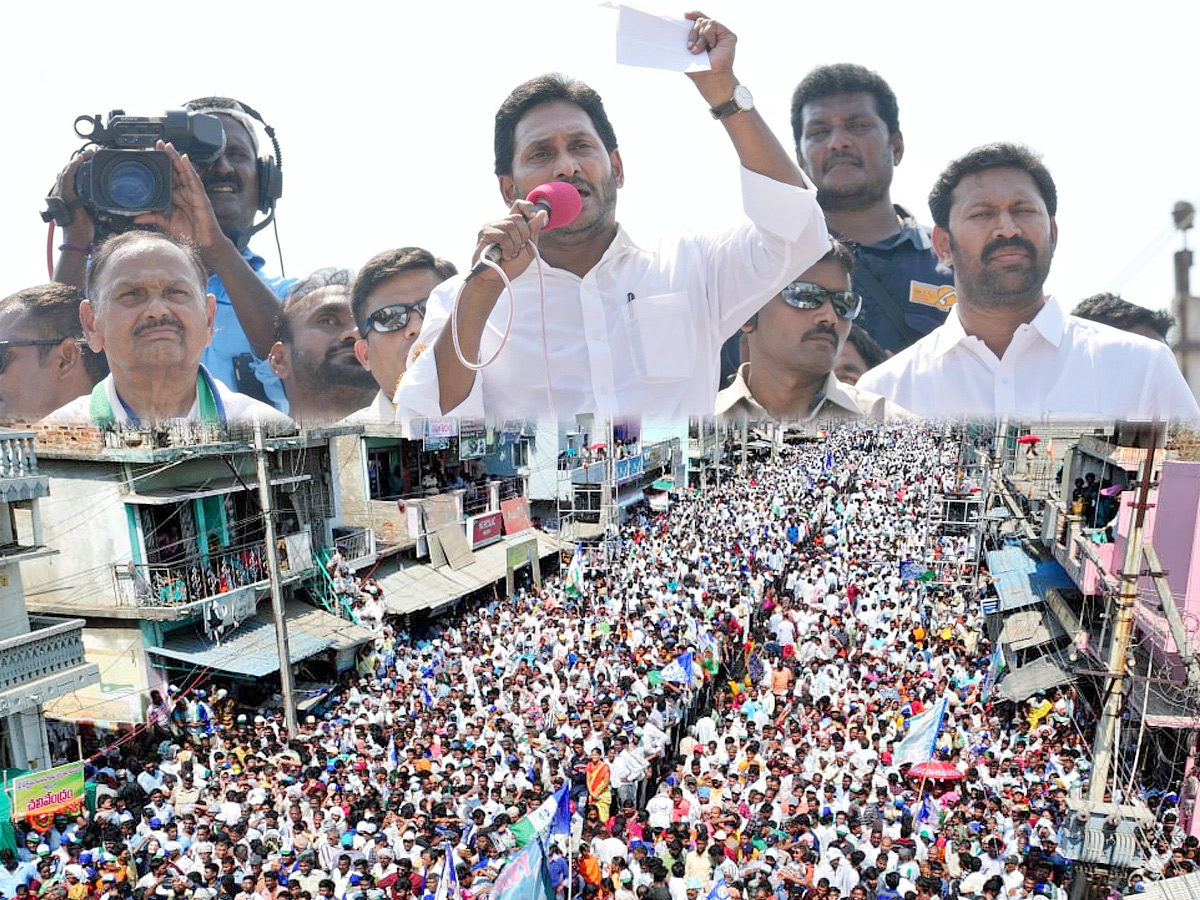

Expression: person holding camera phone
xmin=49 ymin=98 xmax=292 ymax=404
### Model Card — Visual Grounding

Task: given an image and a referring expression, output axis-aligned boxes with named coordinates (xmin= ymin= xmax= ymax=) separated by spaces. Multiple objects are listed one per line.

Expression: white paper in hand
xmin=602 ymin=3 xmax=712 ymax=73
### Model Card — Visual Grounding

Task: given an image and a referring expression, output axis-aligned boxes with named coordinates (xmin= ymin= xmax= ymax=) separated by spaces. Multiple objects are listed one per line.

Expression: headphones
xmin=183 ymin=97 xmax=283 ymax=215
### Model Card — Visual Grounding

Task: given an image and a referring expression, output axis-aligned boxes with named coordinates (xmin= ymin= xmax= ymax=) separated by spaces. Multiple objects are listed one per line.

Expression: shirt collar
xmin=714 ymin=364 xmax=768 ymax=419
xmin=816 ymin=373 xmax=869 ymax=417
xmin=832 ymin=206 xmax=931 ymax=252
xmin=715 ymin=367 xmax=861 ymax=421
xmin=933 ymin=295 xmax=1063 ymax=359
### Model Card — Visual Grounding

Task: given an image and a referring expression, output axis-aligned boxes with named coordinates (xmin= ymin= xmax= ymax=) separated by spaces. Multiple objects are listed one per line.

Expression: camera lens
xmin=105 ymin=159 xmax=162 ymax=210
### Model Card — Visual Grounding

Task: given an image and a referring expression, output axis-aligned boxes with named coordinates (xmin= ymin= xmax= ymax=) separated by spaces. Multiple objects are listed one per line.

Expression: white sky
xmin=3 ymin=0 xmax=1198 ymax=319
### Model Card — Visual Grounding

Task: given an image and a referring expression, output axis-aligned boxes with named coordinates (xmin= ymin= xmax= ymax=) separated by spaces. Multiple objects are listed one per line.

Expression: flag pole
xmin=566 ymin=835 xmax=573 ymax=900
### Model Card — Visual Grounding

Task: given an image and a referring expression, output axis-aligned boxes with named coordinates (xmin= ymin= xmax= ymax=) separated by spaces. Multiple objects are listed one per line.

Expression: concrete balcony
xmin=0 ymin=431 xmax=49 ymax=503
xmin=0 ymin=615 xmax=99 ymax=717
xmin=109 ymin=531 xmax=315 ymax=620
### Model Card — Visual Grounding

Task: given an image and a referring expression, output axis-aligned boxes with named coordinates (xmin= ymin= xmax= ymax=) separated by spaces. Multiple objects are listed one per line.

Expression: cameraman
xmin=50 ymin=97 xmax=291 ymax=402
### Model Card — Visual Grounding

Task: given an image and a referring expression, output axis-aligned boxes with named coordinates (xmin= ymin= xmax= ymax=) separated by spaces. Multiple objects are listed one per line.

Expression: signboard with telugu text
xmin=12 ymin=762 xmax=84 ymax=820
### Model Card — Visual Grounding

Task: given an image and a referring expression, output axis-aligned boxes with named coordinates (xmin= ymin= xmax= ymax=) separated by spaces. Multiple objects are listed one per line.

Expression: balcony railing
xmin=0 ymin=431 xmax=38 ymax=478
xmin=497 ymin=475 xmax=524 ymax=502
xmin=462 ymin=483 xmax=490 ymax=516
xmin=0 ymin=616 xmax=88 ymax=694
xmin=112 ymin=532 xmax=313 ymax=608
xmin=333 ymin=526 xmax=375 ymax=568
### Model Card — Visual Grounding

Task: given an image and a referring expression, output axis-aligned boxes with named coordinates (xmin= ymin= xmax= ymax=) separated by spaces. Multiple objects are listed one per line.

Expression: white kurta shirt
xmin=858 ymin=295 xmax=1200 ymax=421
xmin=396 ymin=167 xmax=828 ymax=421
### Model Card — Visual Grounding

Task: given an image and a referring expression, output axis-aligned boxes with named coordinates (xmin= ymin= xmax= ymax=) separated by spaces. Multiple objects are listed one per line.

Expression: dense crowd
xmin=8 ymin=427 xmax=1194 ymax=900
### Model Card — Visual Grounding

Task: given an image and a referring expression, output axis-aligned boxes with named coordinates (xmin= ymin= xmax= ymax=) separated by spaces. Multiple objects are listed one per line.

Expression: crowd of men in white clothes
xmin=5 ymin=426 xmax=1192 ymax=900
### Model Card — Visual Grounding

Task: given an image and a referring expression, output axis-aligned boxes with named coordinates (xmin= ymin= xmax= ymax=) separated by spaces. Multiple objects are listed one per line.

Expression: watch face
xmin=733 ymin=85 xmax=754 ymax=112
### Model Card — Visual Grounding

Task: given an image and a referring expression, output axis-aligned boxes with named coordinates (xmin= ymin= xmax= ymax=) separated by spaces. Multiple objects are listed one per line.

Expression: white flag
xmin=893 ymin=697 xmax=948 ymax=768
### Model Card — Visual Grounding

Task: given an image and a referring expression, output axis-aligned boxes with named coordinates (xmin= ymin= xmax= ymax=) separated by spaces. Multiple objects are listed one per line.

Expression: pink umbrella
xmin=907 ymin=760 xmax=964 ymax=780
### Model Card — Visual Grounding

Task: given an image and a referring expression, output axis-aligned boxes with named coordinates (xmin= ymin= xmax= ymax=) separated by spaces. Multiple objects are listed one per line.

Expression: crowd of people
xmin=10 ymin=426 xmax=1193 ymax=900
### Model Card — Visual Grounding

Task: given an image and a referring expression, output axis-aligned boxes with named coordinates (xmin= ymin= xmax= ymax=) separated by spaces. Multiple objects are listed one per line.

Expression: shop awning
xmin=999 ymin=609 xmax=1066 ymax=653
xmin=649 ymin=479 xmax=675 ymax=492
xmin=125 ymin=474 xmax=311 ymax=505
xmin=986 ymin=548 xmax=1074 ymax=613
xmin=378 ymin=532 xmax=568 ymax=617
xmin=996 ymin=656 xmax=1073 ymax=702
xmin=147 ymin=601 xmax=373 ymax=678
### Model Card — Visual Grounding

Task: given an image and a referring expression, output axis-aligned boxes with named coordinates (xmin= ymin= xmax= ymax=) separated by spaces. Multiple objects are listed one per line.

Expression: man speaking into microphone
xmin=396 ymin=11 xmax=829 ymax=421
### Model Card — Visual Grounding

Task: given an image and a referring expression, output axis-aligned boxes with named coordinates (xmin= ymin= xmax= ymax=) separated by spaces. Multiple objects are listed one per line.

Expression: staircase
xmin=310 ymin=548 xmax=362 ymax=625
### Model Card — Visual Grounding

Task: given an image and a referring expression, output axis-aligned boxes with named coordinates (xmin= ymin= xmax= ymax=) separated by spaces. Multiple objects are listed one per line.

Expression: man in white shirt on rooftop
xmin=858 ymin=142 xmax=1199 ymax=422
xmin=396 ymin=12 xmax=828 ymax=421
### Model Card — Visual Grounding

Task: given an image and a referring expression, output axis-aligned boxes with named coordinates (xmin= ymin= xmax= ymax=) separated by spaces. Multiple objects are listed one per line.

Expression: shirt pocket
xmin=622 ymin=292 xmax=695 ymax=382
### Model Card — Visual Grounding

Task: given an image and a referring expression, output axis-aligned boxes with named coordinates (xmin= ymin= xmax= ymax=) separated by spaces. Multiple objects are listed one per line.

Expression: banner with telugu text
xmin=12 ymin=762 xmax=84 ymax=820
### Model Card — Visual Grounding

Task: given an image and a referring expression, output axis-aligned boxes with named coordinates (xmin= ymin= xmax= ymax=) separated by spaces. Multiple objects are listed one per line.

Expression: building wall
xmin=22 ymin=465 xmax=129 ymax=612
xmin=0 ymin=561 xmax=31 ymax=643
xmin=1147 ymin=462 xmax=1200 ymax=634
xmin=1109 ymin=461 xmax=1200 ymax=668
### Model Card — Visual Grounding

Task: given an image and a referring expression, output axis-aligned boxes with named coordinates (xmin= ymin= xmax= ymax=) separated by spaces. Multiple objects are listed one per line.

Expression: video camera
xmin=43 ymin=109 xmax=226 ymax=234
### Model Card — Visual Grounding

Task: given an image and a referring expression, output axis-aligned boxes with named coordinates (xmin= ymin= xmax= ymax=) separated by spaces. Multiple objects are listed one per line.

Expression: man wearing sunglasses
xmin=0 ymin=283 xmax=108 ymax=422
xmin=346 ymin=248 xmax=457 ymax=423
xmin=716 ymin=242 xmax=906 ymax=423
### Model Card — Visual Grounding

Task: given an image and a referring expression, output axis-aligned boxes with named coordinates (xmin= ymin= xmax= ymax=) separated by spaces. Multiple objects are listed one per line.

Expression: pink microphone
xmin=469 ymin=182 xmax=583 ymax=279
xmin=526 ymin=181 xmax=583 ymax=230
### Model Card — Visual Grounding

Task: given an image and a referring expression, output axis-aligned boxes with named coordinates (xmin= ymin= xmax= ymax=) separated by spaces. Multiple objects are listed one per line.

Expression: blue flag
xmin=432 ymin=841 xmax=459 ymax=900
xmin=705 ymin=877 xmax=732 ymax=900
xmin=491 ymin=837 xmax=554 ymax=900
xmin=387 ymin=734 xmax=398 ymax=767
xmin=659 ymin=651 xmax=694 ymax=685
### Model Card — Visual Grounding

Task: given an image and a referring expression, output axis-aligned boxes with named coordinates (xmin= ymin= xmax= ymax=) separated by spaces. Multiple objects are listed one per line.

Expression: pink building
xmin=1107 ymin=460 xmax=1200 ymax=836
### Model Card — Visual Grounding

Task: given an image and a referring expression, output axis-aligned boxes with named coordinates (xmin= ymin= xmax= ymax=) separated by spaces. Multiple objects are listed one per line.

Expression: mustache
xmin=823 ymin=152 xmax=861 ymax=172
xmin=202 ymin=173 xmax=242 ymax=192
xmin=325 ymin=339 xmax=358 ymax=361
xmin=133 ymin=317 xmax=183 ymax=336
xmin=558 ymin=176 xmax=594 ymax=195
xmin=983 ymin=236 xmax=1037 ymax=261
xmin=803 ymin=323 xmax=840 ymax=343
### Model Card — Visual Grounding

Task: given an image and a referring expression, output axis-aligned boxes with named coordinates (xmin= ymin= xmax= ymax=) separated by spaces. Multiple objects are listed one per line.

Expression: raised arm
xmin=684 ymin=12 xmax=808 ymax=189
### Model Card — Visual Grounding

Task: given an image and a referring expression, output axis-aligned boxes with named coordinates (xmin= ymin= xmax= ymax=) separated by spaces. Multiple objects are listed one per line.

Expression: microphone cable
xmin=449 ymin=243 xmax=556 ymax=421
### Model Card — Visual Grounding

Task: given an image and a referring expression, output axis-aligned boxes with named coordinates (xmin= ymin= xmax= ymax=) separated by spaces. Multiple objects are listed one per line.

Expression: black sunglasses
xmin=0 ymin=339 xmax=66 ymax=373
xmin=361 ymin=301 xmax=427 ymax=335
xmin=780 ymin=282 xmax=862 ymax=320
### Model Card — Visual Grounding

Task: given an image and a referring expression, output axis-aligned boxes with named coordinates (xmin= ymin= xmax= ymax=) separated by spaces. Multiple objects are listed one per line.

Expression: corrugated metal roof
xmin=987 ymin=548 xmax=1040 ymax=611
xmin=1138 ymin=869 xmax=1200 ymax=900
xmin=148 ymin=601 xmax=373 ymax=678
xmin=996 ymin=656 xmax=1073 ymax=702
xmin=379 ymin=532 xmax=568 ymax=617
xmin=1000 ymin=609 xmax=1066 ymax=652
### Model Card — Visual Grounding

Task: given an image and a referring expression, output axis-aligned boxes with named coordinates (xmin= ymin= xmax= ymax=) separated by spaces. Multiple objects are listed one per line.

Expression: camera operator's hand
xmin=50 ymin=149 xmax=97 ymax=245
xmin=49 ymin=150 xmax=97 ymax=289
xmin=134 ymin=141 xmax=224 ymax=251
